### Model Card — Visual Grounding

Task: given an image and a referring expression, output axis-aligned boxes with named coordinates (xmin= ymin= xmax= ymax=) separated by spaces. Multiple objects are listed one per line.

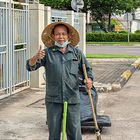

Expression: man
xmin=26 ymin=22 xmax=93 ymax=140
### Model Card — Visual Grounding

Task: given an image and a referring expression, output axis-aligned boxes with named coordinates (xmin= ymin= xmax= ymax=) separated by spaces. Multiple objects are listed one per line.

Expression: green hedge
xmin=86 ymin=33 xmax=140 ymax=42
xmin=135 ymin=30 xmax=140 ymax=34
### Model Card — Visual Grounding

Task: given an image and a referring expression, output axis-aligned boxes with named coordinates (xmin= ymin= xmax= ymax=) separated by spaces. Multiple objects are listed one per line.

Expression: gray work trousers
xmin=46 ymin=102 xmax=82 ymax=140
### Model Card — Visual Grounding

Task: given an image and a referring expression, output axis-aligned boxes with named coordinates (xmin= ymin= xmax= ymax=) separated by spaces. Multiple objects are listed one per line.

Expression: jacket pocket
xmin=70 ymin=59 xmax=78 ymax=75
xmin=47 ymin=82 xmax=59 ymax=97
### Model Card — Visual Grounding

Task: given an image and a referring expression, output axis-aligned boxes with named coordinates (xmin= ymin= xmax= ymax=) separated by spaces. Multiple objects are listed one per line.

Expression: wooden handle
xmin=82 ymin=64 xmax=99 ymax=129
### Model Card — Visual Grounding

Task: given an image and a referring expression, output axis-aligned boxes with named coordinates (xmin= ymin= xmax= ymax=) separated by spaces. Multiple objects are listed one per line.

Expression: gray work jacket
xmin=26 ymin=45 xmax=93 ymax=104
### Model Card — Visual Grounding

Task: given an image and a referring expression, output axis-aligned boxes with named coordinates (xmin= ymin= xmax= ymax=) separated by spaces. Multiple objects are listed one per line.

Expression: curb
xmin=112 ymin=58 xmax=140 ymax=92
xmin=94 ymin=58 xmax=140 ymax=92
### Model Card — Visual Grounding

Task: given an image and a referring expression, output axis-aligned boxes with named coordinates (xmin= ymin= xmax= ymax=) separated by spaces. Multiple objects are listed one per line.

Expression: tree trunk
xmin=108 ymin=13 xmax=112 ymax=32
xmin=96 ymin=18 xmax=108 ymax=33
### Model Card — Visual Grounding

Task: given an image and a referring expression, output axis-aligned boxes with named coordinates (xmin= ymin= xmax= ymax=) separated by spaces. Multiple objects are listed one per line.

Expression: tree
xmin=39 ymin=0 xmax=140 ymax=32
xmin=83 ymin=0 xmax=140 ymax=32
xmin=39 ymin=0 xmax=72 ymax=10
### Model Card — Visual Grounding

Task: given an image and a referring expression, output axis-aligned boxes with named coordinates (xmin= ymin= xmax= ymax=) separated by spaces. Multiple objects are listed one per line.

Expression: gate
xmin=51 ymin=9 xmax=67 ymax=23
xmin=51 ymin=9 xmax=80 ymax=32
xmin=0 ymin=1 xmax=29 ymax=98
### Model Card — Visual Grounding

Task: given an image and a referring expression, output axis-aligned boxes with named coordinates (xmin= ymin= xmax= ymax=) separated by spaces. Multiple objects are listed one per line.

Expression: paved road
xmin=0 ymin=69 xmax=140 ymax=140
xmin=86 ymin=44 xmax=140 ymax=56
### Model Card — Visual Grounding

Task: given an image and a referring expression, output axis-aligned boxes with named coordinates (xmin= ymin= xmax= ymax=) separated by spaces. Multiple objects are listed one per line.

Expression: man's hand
xmin=29 ymin=45 xmax=45 ymax=66
xmin=36 ymin=45 xmax=45 ymax=59
xmin=84 ymin=78 xmax=92 ymax=90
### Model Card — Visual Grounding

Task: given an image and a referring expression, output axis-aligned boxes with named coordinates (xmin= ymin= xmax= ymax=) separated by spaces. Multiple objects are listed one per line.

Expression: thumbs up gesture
xmin=36 ymin=45 xmax=45 ymax=59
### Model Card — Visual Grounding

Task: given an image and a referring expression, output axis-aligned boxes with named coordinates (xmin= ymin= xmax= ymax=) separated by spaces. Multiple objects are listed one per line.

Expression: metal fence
xmin=74 ymin=13 xmax=80 ymax=32
xmin=51 ymin=9 xmax=80 ymax=33
xmin=51 ymin=9 xmax=67 ymax=23
xmin=0 ymin=1 xmax=29 ymax=97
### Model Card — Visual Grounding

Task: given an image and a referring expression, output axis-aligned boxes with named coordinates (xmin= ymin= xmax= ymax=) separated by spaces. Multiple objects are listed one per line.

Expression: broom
xmin=82 ymin=63 xmax=102 ymax=140
xmin=61 ymin=101 xmax=68 ymax=140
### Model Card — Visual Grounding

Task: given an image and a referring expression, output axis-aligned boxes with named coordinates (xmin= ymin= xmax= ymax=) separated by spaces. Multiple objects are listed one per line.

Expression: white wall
xmin=131 ymin=20 xmax=140 ymax=33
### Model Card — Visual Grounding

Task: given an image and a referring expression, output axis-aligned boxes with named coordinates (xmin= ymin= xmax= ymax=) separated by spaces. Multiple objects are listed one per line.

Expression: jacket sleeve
xmin=26 ymin=50 xmax=46 ymax=71
xmin=76 ymin=48 xmax=94 ymax=81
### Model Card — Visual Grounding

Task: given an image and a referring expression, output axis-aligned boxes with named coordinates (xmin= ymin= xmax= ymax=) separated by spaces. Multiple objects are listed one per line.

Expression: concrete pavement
xmin=0 ymin=69 xmax=140 ymax=139
xmin=86 ymin=44 xmax=140 ymax=56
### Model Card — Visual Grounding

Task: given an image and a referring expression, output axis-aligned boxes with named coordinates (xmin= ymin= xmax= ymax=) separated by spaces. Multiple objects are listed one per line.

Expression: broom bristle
xmin=96 ymin=131 xmax=102 ymax=140
xmin=97 ymin=135 xmax=102 ymax=140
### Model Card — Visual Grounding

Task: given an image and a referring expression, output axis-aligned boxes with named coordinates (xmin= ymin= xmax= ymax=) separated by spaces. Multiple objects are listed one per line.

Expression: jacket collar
xmin=51 ymin=45 xmax=75 ymax=53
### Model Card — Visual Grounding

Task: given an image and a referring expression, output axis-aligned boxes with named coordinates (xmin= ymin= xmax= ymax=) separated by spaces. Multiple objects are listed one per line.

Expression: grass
xmin=86 ymin=42 xmax=140 ymax=45
xmin=86 ymin=53 xmax=140 ymax=58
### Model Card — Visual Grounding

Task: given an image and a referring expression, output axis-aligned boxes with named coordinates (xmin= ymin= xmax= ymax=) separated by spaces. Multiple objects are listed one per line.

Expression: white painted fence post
xmin=44 ymin=6 xmax=51 ymax=26
xmin=66 ymin=10 xmax=74 ymax=26
xmin=78 ymin=13 xmax=86 ymax=55
xmin=29 ymin=4 xmax=45 ymax=88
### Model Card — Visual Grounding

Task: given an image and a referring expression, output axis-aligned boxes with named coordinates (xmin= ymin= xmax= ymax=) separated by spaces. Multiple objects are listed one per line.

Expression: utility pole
xmin=127 ymin=13 xmax=130 ymax=42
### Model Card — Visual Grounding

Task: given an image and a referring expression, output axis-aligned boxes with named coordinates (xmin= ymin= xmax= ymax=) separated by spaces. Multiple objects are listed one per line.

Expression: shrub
xmin=134 ymin=30 xmax=140 ymax=34
xmin=118 ymin=30 xmax=128 ymax=34
xmin=86 ymin=32 xmax=140 ymax=42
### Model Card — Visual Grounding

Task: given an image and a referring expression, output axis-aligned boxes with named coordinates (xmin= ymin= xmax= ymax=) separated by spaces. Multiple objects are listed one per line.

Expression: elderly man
xmin=26 ymin=22 xmax=93 ymax=140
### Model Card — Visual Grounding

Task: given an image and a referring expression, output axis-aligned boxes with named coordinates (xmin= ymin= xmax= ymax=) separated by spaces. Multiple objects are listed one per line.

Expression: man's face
xmin=53 ymin=25 xmax=69 ymax=45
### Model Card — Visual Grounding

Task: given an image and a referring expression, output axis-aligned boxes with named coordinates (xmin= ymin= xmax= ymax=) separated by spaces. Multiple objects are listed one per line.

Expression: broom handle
xmin=62 ymin=101 xmax=68 ymax=140
xmin=82 ymin=64 xmax=99 ymax=130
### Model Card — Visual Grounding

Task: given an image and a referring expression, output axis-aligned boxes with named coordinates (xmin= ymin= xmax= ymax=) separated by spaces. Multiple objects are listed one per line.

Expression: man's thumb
xmin=39 ymin=45 xmax=42 ymax=51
